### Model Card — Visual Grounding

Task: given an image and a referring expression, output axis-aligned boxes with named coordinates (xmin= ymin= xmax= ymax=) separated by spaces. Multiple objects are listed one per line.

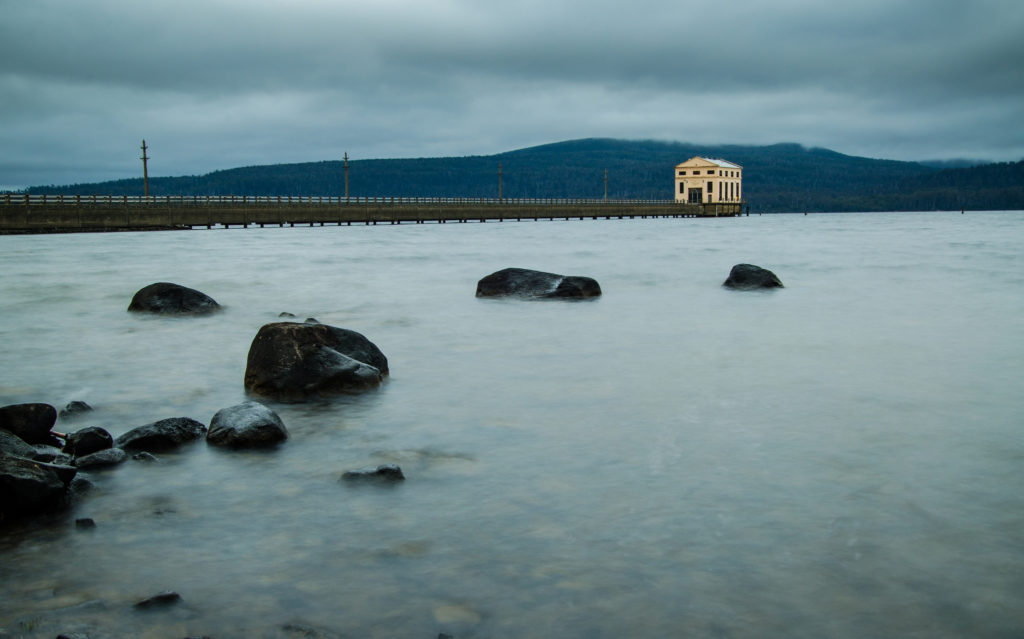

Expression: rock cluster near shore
xmin=0 ymin=400 xmax=292 ymax=521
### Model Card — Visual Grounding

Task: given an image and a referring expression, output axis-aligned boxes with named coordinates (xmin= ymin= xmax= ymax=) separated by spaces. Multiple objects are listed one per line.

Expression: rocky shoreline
xmin=2 ymin=264 xmax=783 ymax=637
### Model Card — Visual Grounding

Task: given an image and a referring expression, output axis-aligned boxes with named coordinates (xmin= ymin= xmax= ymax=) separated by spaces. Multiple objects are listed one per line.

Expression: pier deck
xmin=0 ymin=195 xmax=744 ymax=233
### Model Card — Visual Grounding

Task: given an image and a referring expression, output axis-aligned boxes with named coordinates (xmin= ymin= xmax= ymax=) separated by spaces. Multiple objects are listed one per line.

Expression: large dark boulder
xmin=207 ymin=401 xmax=288 ymax=448
xmin=476 ymin=268 xmax=602 ymax=299
xmin=722 ymin=264 xmax=784 ymax=290
xmin=0 ymin=453 xmax=73 ymax=518
xmin=115 ymin=417 xmax=207 ymax=453
xmin=0 ymin=403 xmax=59 ymax=446
xmin=64 ymin=426 xmax=114 ymax=458
xmin=244 ymin=322 xmax=388 ymax=401
xmin=127 ymin=282 xmax=221 ymax=315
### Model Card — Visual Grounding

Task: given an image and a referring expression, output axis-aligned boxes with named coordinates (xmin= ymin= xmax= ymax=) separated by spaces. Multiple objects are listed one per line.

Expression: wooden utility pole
xmin=343 ymin=152 xmax=349 ymax=201
xmin=140 ymin=140 xmax=150 ymax=197
xmin=498 ymin=163 xmax=503 ymax=202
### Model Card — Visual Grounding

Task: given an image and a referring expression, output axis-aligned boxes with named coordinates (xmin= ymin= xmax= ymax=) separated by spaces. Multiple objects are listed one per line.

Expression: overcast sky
xmin=2 ymin=0 xmax=1023 ymax=190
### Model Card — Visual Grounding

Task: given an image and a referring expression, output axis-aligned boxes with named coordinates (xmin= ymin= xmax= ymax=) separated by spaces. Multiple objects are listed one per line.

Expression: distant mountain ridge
xmin=20 ymin=138 xmax=1024 ymax=212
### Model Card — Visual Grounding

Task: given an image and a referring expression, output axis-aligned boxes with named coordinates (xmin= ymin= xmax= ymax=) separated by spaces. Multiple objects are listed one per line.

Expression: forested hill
xmin=21 ymin=138 xmax=1024 ymax=212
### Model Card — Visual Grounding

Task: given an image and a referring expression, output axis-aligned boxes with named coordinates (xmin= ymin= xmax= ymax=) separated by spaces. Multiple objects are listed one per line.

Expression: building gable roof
xmin=675 ymin=156 xmax=742 ymax=170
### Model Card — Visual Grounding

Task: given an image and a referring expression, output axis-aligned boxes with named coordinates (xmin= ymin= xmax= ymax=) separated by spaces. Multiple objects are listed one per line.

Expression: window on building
xmin=678 ymin=171 xmax=686 ymax=175
xmin=679 ymin=182 xmax=685 ymax=194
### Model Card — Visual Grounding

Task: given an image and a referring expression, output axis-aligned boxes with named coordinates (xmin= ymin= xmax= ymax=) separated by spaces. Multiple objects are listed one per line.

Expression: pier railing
xmin=2 ymin=194 xmax=680 ymax=206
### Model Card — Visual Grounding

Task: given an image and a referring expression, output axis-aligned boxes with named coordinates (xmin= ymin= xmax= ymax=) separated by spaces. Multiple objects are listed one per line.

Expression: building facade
xmin=674 ymin=157 xmax=743 ymax=204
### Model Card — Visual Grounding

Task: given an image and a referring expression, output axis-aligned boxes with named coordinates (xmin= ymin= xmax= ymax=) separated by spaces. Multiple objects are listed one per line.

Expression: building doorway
xmin=687 ymin=188 xmax=703 ymax=204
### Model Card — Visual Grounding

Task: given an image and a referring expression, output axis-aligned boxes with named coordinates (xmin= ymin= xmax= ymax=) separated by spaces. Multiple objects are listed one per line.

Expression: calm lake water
xmin=1 ymin=211 xmax=1022 ymax=638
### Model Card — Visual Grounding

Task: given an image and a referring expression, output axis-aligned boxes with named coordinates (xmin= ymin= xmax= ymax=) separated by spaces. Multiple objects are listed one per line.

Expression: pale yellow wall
xmin=674 ymin=157 xmax=742 ymax=204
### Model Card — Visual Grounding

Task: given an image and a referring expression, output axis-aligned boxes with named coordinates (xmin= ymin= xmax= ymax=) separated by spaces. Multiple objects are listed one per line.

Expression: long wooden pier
xmin=0 ymin=194 xmax=744 ymax=233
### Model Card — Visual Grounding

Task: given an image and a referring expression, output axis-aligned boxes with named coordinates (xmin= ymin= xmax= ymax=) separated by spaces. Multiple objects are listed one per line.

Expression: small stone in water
xmin=341 ymin=464 xmax=405 ymax=482
xmin=75 ymin=517 xmax=96 ymax=529
xmin=133 ymin=591 xmax=182 ymax=609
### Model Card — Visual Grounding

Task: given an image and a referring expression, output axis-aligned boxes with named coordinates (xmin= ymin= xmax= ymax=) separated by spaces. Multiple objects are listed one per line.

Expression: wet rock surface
xmin=0 ymin=402 xmax=60 ymax=445
xmin=0 ymin=453 xmax=73 ymax=518
xmin=244 ymin=322 xmax=389 ymax=401
xmin=133 ymin=590 xmax=182 ymax=609
xmin=0 ymin=427 xmax=38 ymax=459
xmin=64 ymin=426 xmax=114 ymax=458
xmin=341 ymin=464 xmax=406 ymax=482
xmin=207 ymin=401 xmax=289 ymax=448
xmin=114 ymin=417 xmax=207 ymax=453
xmin=722 ymin=263 xmax=784 ymax=289
xmin=476 ymin=267 xmax=602 ymax=299
xmin=59 ymin=400 xmax=94 ymax=419
xmin=127 ymin=282 xmax=221 ymax=315
xmin=73 ymin=447 xmax=128 ymax=470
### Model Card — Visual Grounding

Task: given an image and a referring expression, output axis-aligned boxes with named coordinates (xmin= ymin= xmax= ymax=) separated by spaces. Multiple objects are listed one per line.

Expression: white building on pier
xmin=674 ymin=157 xmax=743 ymax=204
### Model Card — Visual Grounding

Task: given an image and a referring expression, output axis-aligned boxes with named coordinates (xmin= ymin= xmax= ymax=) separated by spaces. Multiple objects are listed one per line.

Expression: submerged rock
xmin=73 ymin=447 xmax=128 ymax=470
xmin=64 ymin=426 xmax=114 ymax=458
xmin=280 ymin=622 xmax=346 ymax=639
xmin=134 ymin=591 xmax=182 ymax=609
xmin=207 ymin=401 xmax=288 ymax=448
xmin=127 ymin=282 xmax=221 ymax=315
xmin=115 ymin=417 xmax=207 ymax=453
xmin=0 ymin=403 xmax=60 ymax=446
xmin=59 ymin=400 xmax=94 ymax=419
xmin=722 ymin=263 xmax=784 ymax=289
xmin=244 ymin=322 xmax=388 ymax=401
xmin=475 ymin=267 xmax=602 ymax=299
xmin=341 ymin=464 xmax=405 ymax=483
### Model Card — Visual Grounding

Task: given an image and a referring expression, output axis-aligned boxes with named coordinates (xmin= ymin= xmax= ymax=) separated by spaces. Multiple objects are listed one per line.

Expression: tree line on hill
xmin=16 ymin=138 xmax=1024 ymax=213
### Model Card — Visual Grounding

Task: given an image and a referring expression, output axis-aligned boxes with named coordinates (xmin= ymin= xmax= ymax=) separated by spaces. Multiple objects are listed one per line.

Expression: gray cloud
xmin=2 ymin=0 xmax=1023 ymax=189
